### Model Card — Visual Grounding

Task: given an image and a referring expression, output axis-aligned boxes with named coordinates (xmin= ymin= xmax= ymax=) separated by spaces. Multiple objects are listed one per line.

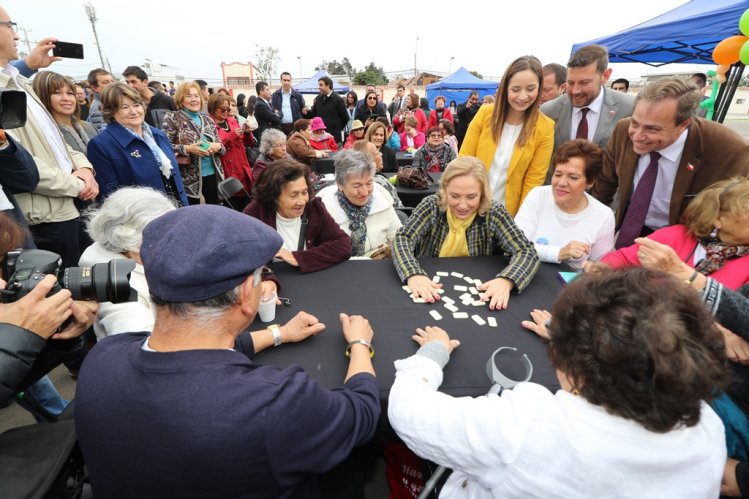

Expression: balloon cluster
xmin=705 ymin=8 xmax=749 ymax=119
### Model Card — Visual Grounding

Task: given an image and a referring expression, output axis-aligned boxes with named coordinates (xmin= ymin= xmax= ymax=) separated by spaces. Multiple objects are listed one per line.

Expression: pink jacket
xmin=398 ymin=130 xmax=425 ymax=151
xmin=601 ymin=224 xmax=749 ymax=290
xmin=427 ymin=108 xmax=454 ymax=128
xmin=393 ymin=108 xmax=427 ymax=134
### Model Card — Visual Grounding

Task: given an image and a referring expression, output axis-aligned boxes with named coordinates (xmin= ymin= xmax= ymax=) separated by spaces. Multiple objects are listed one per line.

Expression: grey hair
xmin=85 ymin=187 xmax=177 ymax=253
xmin=259 ymin=129 xmax=286 ymax=156
xmin=151 ymin=284 xmax=242 ymax=325
xmin=333 ymin=150 xmax=376 ymax=186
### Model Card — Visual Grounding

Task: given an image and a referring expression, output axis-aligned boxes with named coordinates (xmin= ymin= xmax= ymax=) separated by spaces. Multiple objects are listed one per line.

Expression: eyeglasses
xmin=272 ymin=143 xmax=286 ymax=148
xmin=367 ymin=97 xmax=377 ymax=100
xmin=0 ymin=21 xmax=17 ymax=33
xmin=429 ymin=134 xmax=443 ymax=139
xmin=219 ymin=107 xmax=230 ymax=112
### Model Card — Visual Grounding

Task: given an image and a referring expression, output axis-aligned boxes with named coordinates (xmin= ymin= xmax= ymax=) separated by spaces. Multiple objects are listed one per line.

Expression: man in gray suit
xmin=541 ymin=45 xmax=635 ymax=182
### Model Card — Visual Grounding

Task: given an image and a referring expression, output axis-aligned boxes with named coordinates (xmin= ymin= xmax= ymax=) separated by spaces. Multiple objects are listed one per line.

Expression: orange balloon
xmin=713 ymin=35 xmax=748 ymax=65
xmin=716 ymin=73 xmax=727 ymax=84
xmin=717 ymin=64 xmax=731 ymax=75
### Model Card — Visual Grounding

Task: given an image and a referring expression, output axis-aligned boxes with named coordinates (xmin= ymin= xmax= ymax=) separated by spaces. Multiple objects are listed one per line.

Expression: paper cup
xmin=258 ymin=292 xmax=277 ymax=322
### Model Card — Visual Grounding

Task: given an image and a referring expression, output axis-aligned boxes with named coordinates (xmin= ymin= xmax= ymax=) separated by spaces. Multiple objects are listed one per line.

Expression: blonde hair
xmin=364 ymin=121 xmax=387 ymax=145
xmin=490 ymin=55 xmax=543 ymax=148
xmin=174 ymin=82 xmax=204 ymax=111
xmin=436 ymin=156 xmax=492 ymax=216
xmin=682 ymin=177 xmax=749 ymax=238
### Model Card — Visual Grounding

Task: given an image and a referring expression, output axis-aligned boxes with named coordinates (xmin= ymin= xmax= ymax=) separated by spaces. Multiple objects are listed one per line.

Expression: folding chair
xmin=217 ymin=177 xmax=251 ymax=211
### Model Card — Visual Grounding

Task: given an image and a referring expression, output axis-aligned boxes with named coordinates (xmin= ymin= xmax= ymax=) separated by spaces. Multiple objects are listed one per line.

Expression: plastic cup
xmin=258 ymin=292 xmax=276 ymax=322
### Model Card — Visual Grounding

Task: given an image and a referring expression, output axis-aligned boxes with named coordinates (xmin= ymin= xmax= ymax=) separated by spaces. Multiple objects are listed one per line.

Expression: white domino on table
xmin=442 ymin=296 xmax=455 ymax=305
xmin=459 ymin=293 xmax=472 ymax=301
xmin=444 ymin=303 xmax=459 ymax=313
xmin=453 ymin=312 xmax=469 ymax=319
xmin=436 ymin=271 xmax=449 ymax=277
xmin=450 ymin=272 xmax=464 ymax=278
xmin=471 ymin=315 xmax=486 ymax=326
xmin=429 ymin=310 xmax=443 ymax=321
xmin=463 ymin=276 xmax=474 ymax=284
xmin=469 ymin=287 xmax=479 ymax=295
xmin=432 ymin=275 xmax=441 ymax=283
xmin=436 ymin=289 xmax=445 ymax=294
xmin=402 ymin=285 xmax=412 ymax=294
xmin=474 ymin=279 xmax=483 ymax=287
xmin=412 ymin=297 xmax=426 ymax=303
xmin=454 ymin=285 xmax=468 ymax=292
xmin=487 ymin=317 xmax=498 ymax=328
xmin=471 ymin=300 xmax=485 ymax=307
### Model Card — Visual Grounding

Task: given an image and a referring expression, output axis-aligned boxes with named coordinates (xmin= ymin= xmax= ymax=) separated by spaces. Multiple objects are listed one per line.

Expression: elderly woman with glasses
xmin=86 ymin=83 xmax=188 ymax=206
xmin=317 ymin=150 xmax=402 ymax=258
xmin=252 ymin=128 xmax=290 ymax=184
xmin=208 ymin=93 xmax=255 ymax=203
xmin=412 ymin=126 xmax=456 ymax=172
xmin=244 ymin=159 xmax=351 ymax=272
xmin=162 ymin=82 xmax=225 ymax=205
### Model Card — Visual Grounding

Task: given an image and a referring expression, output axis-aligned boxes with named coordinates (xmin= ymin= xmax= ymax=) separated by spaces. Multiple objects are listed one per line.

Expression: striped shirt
xmin=392 ymin=195 xmax=539 ymax=290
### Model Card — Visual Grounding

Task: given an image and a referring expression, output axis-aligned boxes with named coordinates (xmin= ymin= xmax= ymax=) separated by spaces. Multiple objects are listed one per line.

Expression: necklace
xmin=217 ymin=120 xmax=229 ymax=131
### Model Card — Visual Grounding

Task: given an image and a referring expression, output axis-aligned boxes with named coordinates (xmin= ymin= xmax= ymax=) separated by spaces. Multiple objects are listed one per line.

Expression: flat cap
xmin=140 ymin=205 xmax=283 ymax=301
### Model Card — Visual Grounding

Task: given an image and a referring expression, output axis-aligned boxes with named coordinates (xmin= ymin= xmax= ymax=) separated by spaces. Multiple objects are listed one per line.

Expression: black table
xmin=252 ymin=256 xmax=563 ymax=400
xmin=311 ymin=151 xmax=338 ymax=174
xmin=395 ymin=152 xmax=414 ymax=167
xmin=396 ymin=172 xmax=441 ymax=208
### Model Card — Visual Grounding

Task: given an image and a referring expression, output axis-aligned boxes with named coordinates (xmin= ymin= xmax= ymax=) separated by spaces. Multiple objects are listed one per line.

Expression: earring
xmin=709 ymin=226 xmax=720 ymax=239
xmin=571 ymin=387 xmax=580 ymax=396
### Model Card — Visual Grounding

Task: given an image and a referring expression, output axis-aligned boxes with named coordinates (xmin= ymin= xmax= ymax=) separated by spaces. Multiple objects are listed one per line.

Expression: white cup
xmin=258 ymin=292 xmax=276 ymax=322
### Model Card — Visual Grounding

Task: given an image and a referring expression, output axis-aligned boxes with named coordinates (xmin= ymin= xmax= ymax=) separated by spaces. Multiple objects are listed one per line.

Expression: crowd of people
xmin=2 ymin=2 xmax=749 ymax=495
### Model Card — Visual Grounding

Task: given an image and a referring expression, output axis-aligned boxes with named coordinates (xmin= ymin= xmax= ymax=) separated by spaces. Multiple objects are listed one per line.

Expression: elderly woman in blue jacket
xmin=86 ymin=83 xmax=188 ymax=206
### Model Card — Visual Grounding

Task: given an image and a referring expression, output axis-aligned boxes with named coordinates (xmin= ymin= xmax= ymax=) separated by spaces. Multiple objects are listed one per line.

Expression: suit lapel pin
xmin=686 ymin=163 xmax=695 ymax=171
xmin=130 ymin=150 xmax=142 ymax=158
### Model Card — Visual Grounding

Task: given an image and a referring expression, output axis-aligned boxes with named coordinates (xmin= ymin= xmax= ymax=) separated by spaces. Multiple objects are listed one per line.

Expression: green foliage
xmin=315 ymin=58 xmax=356 ymax=79
xmin=254 ymin=45 xmax=280 ymax=81
xmin=468 ymin=70 xmax=483 ymax=79
xmin=353 ymin=62 xmax=389 ymax=85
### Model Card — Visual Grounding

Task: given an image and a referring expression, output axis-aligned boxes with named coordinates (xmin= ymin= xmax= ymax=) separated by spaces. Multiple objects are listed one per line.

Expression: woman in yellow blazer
xmin=459 ymin=55 xmax=554 ymax=216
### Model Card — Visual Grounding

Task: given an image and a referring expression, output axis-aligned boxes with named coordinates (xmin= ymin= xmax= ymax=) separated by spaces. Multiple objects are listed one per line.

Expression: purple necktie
xmin=575 ymin=108 xmax=589 ymax=140
xmin=615 ymin=151 xmax=661 ymax=249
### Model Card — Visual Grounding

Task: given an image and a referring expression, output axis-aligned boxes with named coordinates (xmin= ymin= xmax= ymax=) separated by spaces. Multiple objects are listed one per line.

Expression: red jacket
xmin=213 ymin=117 xmax=255 ymax=193
xmin=398 ymin=130 xmax=425 ymax=151
xmin=243 ymin=197 xmax=351 ymax=273
xmin=393 ymin=108 xmax=427 ymax=134
xmin=427 ymin=108 xmax=454 ymax=128
xmin=309 ymin=133 xmax=339 ymax=152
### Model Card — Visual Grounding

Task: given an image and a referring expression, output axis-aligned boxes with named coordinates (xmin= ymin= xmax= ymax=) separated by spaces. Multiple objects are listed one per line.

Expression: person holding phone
xmin=354 ymin=90 xmax=383 ymax=127
xmin=162 ymin=82 xmax=225 ymax=205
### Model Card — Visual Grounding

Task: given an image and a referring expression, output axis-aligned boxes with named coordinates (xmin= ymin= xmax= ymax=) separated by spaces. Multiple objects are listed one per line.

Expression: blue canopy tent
xmin=295 ymin=70 xmax=350 ymax=94
xmin=571 ymin=0 xmax=749 ymax=121
xmin=425 ymin=67 xmax=498 ymax=108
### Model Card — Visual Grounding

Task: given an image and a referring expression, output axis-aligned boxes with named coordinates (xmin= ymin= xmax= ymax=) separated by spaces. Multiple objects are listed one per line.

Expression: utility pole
xmin=414 ymin=37 xmax=419 ymax=78
xmin=19 ymin=27 xmax=32 ymax=55
xmin=84 ymin=3 xmax=107 ymax=69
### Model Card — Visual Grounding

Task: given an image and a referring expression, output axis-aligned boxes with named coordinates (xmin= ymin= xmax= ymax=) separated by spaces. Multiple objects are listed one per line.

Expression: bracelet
xmin=268 ymin=324 xmax=282 ymax=347
xmin=345 ymin=339 xmax=374 ymax=358
xmin=685 ymin=269 xmax=699 ymax=286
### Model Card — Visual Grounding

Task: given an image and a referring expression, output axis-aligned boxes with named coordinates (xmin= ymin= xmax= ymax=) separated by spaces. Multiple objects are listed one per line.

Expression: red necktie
xmin=615 ymin=152 xmax=661 ymax=248
xmin=575 ymin=108 xmax=589 ymax=140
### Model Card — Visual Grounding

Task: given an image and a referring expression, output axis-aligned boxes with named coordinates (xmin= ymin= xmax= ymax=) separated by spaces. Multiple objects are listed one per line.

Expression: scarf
xmin=439 ymin=208 xmax=476 ymax=257
xmin=694 ymin=239 xmax=749 ymax=275
xmin=122 ymin=123 xmax=173 ymax=179
xmin=59 ymin=121 xmax=91 ymax=151
xmin=336 ymin=189 xmax=372 ymax=256
xmin=422 ymin=143 xmax=452 ymax=172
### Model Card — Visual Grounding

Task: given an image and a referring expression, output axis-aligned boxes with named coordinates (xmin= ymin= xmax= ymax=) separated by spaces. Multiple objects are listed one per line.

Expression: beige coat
xmin=0 ymin=71 xmax=92 ymax=224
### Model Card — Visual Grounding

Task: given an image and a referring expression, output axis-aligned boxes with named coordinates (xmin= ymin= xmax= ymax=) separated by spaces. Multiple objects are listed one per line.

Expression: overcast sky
xmin=6 ymin=0 xmax=714 ymax=85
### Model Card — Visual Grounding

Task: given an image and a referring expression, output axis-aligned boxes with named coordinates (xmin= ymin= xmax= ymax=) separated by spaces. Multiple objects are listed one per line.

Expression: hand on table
xmin=0 ymin=275 xmax=72 ymax=339
xmin=276 ymin=248 xmax=299 ymax=267
xmin=340 ymin=313 xmax=373 ymax=344
xmin=721 ymin=458 xmax=741 ymax=497
xmin=521 ymin=309 xmax=552 ymax=340
xmin=478 ymin=277 xmax=513 ymax=310
xmin=582 ymin=260 xmax=608 ymax=273
xmin=719 ymin=323 xmax=749 ymax=364
xmin=413 ymin=325 xmax=460 ymax=354
xmin=559 ymin=240 xmax=590 ymax=262
xmin=73 ymin=168 xmax=99 ymax=201
xmin=52 ymin=300 xmax=99 ymax=340
xmin=261 ymin=280 xmax=281 ymax=305
xmin=407 ymin=274 xmax=442 ymax=303
xmin=280 ymin=311 xmax=325 ymax=344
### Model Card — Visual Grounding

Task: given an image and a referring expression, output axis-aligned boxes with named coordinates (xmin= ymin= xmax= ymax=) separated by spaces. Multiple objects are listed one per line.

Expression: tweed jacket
xmin=162 ymin=110 xmax=225 ymax=199
xmin=0 ymin=70 xmax=93 ymax=225
xmin=459 ymin=104 xmax=555 ymax=216
xmin=392 ymin=195 xmax=539 ymax=289
xmin=591 ymin=117 xmax=749 ymax=229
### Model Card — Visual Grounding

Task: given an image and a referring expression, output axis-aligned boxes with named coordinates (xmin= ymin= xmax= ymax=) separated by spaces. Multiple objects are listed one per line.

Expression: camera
xmin=1 ymin=249 xmax=137 ymax=304
xmin=0 ymin=89 xmax=27 ymax=129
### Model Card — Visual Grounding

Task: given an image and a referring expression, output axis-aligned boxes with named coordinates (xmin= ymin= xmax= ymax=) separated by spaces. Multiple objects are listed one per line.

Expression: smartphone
xmin=52 ymin=41 xmax=84 ymax=59
xmin=199 ymin=141 xmax=210 ymax=151
xmin=558 ymin=271 xmax=581 ymax=284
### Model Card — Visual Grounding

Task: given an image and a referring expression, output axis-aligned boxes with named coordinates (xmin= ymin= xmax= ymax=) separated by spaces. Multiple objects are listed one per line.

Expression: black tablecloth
xmin=253 ymin=256 xmax=563 ymax=400
xmin=311 ymin=151 xmax=338 ymax=174
xmin=395 ymin=152 xmax=414 ymax=167
xmin=396 ymin=172 xmax=441 ymax=208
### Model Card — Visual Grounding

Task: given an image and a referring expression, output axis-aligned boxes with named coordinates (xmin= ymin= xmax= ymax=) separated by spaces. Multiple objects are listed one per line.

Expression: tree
xmin=353 ymin=62 xmax=389 ymax=85
xmin=254 ymin=45 xmax=280 ymax=81
xmin=315 ymin=58 xmax=356 ymax=79
xmin=468 ymin=70 xmax=483 ymax=79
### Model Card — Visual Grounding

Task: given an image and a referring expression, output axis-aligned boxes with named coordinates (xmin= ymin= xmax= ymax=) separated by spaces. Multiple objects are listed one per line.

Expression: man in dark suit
xmin=455 ymin=91 xmax=479 ymax=149
xmin=307 ymin=76 xmax=349 ymax=145
xmin=591 ymin=76 xmax=749 ymax=247
xmin=254 ymin=81 xmax=282 ymax=142
xmin=541 ymin=45 xmax=634 ymax=163
xmin=388 ymin=84 xmax=406 ymax=120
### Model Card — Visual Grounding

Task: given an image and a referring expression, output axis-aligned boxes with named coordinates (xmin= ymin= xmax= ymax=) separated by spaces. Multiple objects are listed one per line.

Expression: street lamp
xmin=297 ymin=56 xmax=301 ymax=78
xmin=448 ymin=56 xmax=455 ymax=75
xmin=414 ymin=37 xmax=419 ymax=77
xmin=84 ymin=3 xmax=108 ymax=71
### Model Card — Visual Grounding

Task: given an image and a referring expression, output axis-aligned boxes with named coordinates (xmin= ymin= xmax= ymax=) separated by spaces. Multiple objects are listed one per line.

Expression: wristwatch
xmin=268 ymin=324 xmax=282 ymax=347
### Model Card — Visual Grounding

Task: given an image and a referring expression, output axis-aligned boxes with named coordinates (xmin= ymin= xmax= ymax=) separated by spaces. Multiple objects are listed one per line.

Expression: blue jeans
xmin=25 ymin=375 xmax=69 ymax=421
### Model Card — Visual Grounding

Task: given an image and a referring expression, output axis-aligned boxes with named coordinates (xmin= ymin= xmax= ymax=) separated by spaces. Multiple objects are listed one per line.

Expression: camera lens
xmin=60 ymin=259 xmax=137 ymax=303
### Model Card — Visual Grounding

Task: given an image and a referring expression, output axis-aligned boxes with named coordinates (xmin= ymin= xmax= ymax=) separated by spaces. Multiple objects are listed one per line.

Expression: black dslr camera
xmin=1 ymin=249 xmax=138 ymax=304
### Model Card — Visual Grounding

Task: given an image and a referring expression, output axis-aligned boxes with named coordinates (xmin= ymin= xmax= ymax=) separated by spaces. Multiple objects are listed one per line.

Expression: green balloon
xmin=741 ymin=8 xmax=749 ymax=37
xmin=741 ymin=39 xmax=749 ymax=65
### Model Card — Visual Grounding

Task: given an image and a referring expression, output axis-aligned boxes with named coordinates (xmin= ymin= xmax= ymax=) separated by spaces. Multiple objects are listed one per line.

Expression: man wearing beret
xmin=75 ymin=205 xmax=380 ymax=498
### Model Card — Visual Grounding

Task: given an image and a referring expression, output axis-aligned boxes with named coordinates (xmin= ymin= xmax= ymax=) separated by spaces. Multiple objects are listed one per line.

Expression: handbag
xmin=397 ymin=166 xmax=433 ymax=190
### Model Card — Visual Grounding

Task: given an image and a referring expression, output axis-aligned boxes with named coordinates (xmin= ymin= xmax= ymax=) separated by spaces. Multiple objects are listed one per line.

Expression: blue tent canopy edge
xmin=425 ymin=67 xmax=498 ymax=108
